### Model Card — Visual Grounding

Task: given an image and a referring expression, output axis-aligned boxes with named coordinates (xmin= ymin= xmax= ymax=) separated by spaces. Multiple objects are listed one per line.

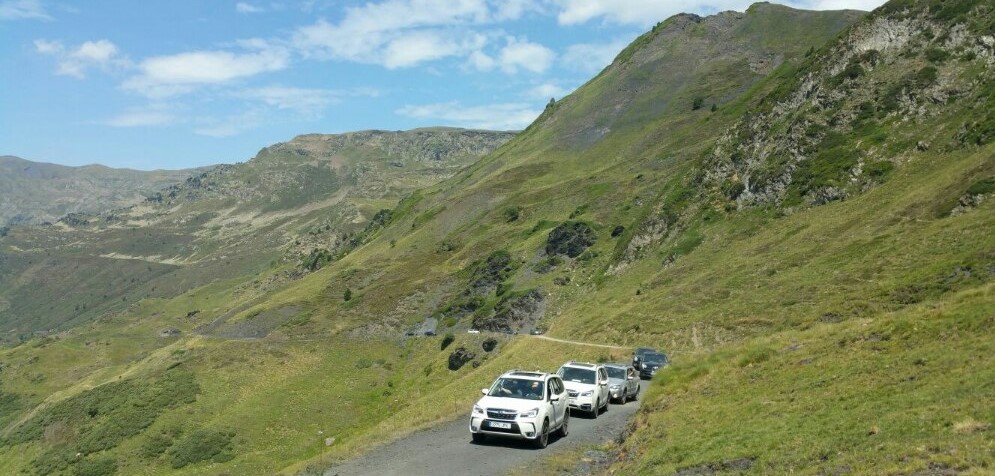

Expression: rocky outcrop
xmin=447 ymin=347 xmax=476 ymax=371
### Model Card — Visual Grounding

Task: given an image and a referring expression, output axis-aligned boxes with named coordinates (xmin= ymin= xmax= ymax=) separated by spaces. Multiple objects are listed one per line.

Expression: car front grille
xmin=486 ymin=408 xmax=518 ymax=420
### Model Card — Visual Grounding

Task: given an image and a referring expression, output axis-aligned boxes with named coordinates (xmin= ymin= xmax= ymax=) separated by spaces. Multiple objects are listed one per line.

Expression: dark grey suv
xmin=636 ymin=352 xmax=669 ymax=379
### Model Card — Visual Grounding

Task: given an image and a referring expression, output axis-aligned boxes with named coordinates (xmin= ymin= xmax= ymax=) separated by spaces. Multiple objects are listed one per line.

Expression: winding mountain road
xmin=324 ymin=383 xmax=642 ymax=476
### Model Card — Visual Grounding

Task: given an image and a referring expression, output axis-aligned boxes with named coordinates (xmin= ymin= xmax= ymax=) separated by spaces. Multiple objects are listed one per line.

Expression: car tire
xmin=534 ymin=419 xmax=549 ymax=449
xmin=591 ymin=404 xmax=599 ymax=419
xmin=557 ymin=411 xmax=570 ymax=438
xmin=602 ymin=396 xmax=609 ymax=413
xmin=471 ymin=433 xmax=486 ymax=444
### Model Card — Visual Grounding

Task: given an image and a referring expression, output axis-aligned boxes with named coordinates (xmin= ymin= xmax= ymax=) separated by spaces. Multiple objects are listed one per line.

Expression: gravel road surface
xmin=324 ymin=383 xmax=642 ymax=476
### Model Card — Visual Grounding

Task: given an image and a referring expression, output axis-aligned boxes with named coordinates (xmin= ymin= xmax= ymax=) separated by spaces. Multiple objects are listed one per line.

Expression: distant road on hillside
xmin=529 ymin=334 xmax=632 ymax=350
xmin=324 ymin=383 xmax=642 ymax=476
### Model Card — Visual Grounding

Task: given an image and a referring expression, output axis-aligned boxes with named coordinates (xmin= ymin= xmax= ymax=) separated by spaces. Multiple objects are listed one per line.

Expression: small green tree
xmin=343 ymin=288 xmax=353 ymax=301
xmin=692 ymin=96 xmax=705 ymax=110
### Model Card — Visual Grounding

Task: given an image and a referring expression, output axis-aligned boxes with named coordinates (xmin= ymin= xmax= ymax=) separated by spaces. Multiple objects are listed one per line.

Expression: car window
xmin=644 ymin=353 xmax=666 ymax=364
xmin=606 ymin=367 xmax=626 ymax=379
xmin=558 ymin=367 xmax=596 ymax=384
xmin=487 ymin=377 xmax=545 ymax=400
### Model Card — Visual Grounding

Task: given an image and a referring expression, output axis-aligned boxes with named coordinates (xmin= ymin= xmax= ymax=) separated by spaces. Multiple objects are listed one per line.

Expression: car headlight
xmin=519 ymin=407 xmax=539 ymax=418
xmin=580 ymin=390 xmax=594 ymax=397
xmin=609 ymin=384 xmax=621 ymax=390
xmin=473 ymin=405 xmax=485 ymax=415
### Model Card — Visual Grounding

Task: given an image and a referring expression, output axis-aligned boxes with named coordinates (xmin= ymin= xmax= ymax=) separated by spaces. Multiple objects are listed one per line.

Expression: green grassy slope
xmin=1 ymin=1 xmax=993 ymax=475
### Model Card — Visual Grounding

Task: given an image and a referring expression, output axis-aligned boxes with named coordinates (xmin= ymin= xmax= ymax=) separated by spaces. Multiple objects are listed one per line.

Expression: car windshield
xmin=558 ymin=367 xmax=596 ymax=385
xmin=644 ymin=353 xmax=667 ymax=364
xmin=606 ymin=367 xmax=627 ymax=379
xmin=487 ymin=377 xmax=545 ymax=400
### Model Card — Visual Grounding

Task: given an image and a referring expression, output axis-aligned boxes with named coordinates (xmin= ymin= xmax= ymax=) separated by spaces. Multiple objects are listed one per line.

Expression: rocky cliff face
xmin=704 ymin=1 xmax=995 ymax=209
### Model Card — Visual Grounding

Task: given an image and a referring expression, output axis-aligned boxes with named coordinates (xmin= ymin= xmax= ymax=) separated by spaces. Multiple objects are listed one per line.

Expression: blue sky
xmin=0 ymin=0 xmax=885 ymax=170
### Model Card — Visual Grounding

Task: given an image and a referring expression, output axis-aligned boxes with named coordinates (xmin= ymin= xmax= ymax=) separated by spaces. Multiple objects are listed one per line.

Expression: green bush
xmin=864 ymin=160 xmax=895 ymax=179
xmin=6 ymin=367 xmax=199 ymax=463
xmin=141 ymin=433 xmax=175 ymax=458
xmin=168 ymin=430 xmax=235 ymax=469
xmin=967 ymin=178 xmax=995 ymax=196
xmin=692 ymin=96 xmax=705 ymax=110
xmin=502 ymin=206 xmax=521 ymax=222
xmin=925 ymin=47 xmax=950 ymax=63
xmin=73 ymin=457 xmax=117 ymax=476
xmin=441 ymin=333 xmax=455 ymax=350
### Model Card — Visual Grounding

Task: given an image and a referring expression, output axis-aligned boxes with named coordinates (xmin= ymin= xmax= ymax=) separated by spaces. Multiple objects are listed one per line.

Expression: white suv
xmin=556 ymin=361 xmax=610 ymax=418
xmin=469 ymin=370 xmax=569 ymax=448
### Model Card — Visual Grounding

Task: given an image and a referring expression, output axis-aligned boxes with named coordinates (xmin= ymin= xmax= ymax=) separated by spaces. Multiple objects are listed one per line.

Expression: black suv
xmin=635 ymin=351 xmax=669 ymax=379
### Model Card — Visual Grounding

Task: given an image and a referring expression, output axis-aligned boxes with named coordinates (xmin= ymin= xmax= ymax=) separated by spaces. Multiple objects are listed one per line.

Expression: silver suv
xmin=603 ymin=363 xmax=640 ymax=403
xmin=556 ymin=361 xmax=610 ymax=418
xmin=470 ymin=370 xmax=570 ymax=448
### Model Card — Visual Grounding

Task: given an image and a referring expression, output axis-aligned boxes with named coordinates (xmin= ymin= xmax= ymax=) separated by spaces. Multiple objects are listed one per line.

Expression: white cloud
xmin=526 ymin=82 xmax=571 ymax=100
xmin=101 ymin=110 xmax=176 ymax=127
xmin=193 ymin=109 xmax=266 ymax=138
xmin=382 ymin=30 xmax=470 ymax=69
xmin=122 ymin=42 xmax=289 ymax=97
xmin=0 ymin=0 xmax=50 ymax=20
xmin=491 ymin=0 xmax=544 ymax=21
xmin=397 ymin=101 xmax=540 ymax=130
xmin=292 ymin=0 xmax=515 ymax=68
xmin=235 ymin=2 xmax=264 ymax=13
xmin=35 ymin=39 xmax=125 ymax=78
xmin=237 ymin=86 xmax=361 ymax=115
xmin=562 ymin=38 xmax=630 ymax=73
xmin=497 ymin=37 xmax=554 ymax=74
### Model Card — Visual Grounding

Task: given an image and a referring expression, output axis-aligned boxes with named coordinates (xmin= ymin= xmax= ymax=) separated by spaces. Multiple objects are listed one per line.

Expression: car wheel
xmin=471 ymin=433 xmax=486 ymax=444
xmin=602 ymin=396 xmax=609 ymax=413
xmin=534 ymin=419 xmax=549 ymax=449
xmin=557 ymin=410 xmax=569 ymax=437
xmin=591 ymin=404 xmax=599 ymax=419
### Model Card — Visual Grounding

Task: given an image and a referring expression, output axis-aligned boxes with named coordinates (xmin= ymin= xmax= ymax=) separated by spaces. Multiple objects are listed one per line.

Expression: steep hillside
xmin=0 ymin=156 xmax=207 ymax=226
xmin=0 ymin=1 xmax=992 ymax=475
xmin=0 ymin=128 xmax=513 ymax=343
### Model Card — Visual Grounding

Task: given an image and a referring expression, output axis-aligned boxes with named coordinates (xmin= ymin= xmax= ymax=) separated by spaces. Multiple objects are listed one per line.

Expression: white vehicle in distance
xmin=556 ymin=361 xmax=610 ymax=418
xmin=470 ymin=370 xmax=569 ymax=448
xmin=467 ymin=328 xmax=480 ymax=334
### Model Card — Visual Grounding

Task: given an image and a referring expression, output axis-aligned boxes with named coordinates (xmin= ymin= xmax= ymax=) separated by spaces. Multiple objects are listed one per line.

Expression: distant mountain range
xmin=0 ymin=155 xmax=210 ymax=226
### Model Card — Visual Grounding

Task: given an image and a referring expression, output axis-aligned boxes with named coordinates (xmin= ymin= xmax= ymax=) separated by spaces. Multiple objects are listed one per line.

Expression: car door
xmin=597 ymin=368 xmax=609 ymax=405
xmin=549 ymin=377 xmax=562 ymax=425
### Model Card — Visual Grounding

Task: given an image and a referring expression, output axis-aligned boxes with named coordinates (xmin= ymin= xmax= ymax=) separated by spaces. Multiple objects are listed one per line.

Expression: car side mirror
xmin=481 ymin=388 xmax=488 ymax=395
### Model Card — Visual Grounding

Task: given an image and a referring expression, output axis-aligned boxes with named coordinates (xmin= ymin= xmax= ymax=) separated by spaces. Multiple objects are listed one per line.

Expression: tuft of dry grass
xmin=952 ymin=418 xmax=991 ymax=434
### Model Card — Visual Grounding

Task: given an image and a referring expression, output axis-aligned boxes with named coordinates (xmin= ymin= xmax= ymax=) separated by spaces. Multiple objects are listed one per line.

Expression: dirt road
xmin=324 ymin=383 xmax=642 ymax=476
